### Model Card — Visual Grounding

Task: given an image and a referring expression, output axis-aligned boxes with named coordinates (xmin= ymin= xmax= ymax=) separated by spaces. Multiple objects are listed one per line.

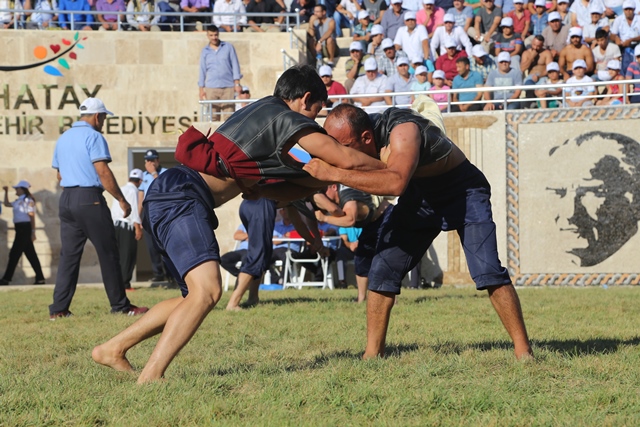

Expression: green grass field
xmin=1 ymin=285 xmax=639 ymax=426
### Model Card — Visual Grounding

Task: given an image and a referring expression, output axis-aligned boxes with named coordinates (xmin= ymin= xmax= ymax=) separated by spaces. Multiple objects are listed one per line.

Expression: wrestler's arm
xmin=316 ymin=200 xmax=359 ymax=227
xmin=313 ymin=192 xmax=343 ymax=217
xmin=294 ymin=129 xmax=385 ymax=171
xmin=303 ymin=123 xmax=420 ymax=196
xmin=286 ymin=205 xmax=326 ymax=253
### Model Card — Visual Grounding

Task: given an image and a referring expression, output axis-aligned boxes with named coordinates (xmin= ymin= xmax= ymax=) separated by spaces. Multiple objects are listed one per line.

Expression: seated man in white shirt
xmin=430 ymin=13 xmax=473 ymax=58
xmin=350 ymin=57 xmax=389 ymax=113
xmin=564 ymin=59 xmax=596 ymax=107
xmin=394 ymin=11 xmax=431 ymax=61
xmin=213 ymin=0 xmax=247 ymax=32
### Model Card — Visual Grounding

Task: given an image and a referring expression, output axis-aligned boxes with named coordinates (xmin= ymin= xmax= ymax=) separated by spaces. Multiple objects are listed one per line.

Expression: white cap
xmin=569 ymin=27 xmax=583 ymax=38
xmin=397 ymin=57 xmax=410 ymax=66
xmin=129 ymin=169 xmax=143 ymax=180
xmin=358 ymin=10 xmax=369 ymax=20
xmin=79 ymin=98 xmax=113 ymax=115
xmin=433 ymin=69 xmax=446 ymax=79
xmin=12 ymin=180 xmax=30 ymax=189
xmin=412 ymin=55 xmax=424 ymax=63
xmin=381 ymin=38 xmax=395 ymax=49
xmin=635 ymin=44 xmax=640 ymax=56
xmin=349 ymin=41 xmax=363 ymax=51
xmin=557 ymin=0 xmax=568 ymax=3
xmin=534 ymin=0 xmax=546 ymax=7
xmin=318 ymin=65 xmax=333 ymax=76
xmin=371 ymin=24 xmax=384 ymax=36
xmin=443 ymin=13 xmax=455 ymax=22
xmin=414 ymin=65 xmax=428 ymax=74
xmin=472 ymin=44 xmax=487 ymax=57
xmin=500 ymin=17 xmax=513 ymax=27
xmin=444 ymin=37 xmax=457 ymax=48
xmin=241 ymin=85 xmax=250 ymax=92
xmin=513 ymin=0 xmax=524 ymax=4
xmin=572 ymin=59 xmax=587 ymax=70
xmin=607 ymin=59 xmax=621 ymax=70
xmin=589 ymin=3 xmax=604 ymax=14
xmin=423 ymin=0 xmax=435 ymax=4
xmin=546 ymin=61 xmax=560 ymax=72
xmin=597 ymin=70 xmax=613 ymax=81
xmin=364 ymin=57 xmax=378 ymax=71
xmin=404 ymin=11 xmax=417 ymax=20
xmin=497 ymin=51 xmax=512 ymax=63
xmin=548 ymin=11 xmax=561 ymax=21
xmin=391 ymin=0 xmax=402 ymax=4
xmin=623 ymin=0 xmax=636 ymax=9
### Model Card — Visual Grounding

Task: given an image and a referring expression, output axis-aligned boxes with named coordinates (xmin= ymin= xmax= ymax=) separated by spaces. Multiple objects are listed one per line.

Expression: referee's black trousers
xmin=50 ymin=187 xmax=130 ymax=315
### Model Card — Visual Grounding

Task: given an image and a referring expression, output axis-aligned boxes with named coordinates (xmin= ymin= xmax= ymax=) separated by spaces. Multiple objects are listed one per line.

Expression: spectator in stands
xmin=428 ymin=69 xmax=451 ymax=110
xmin=96 ymin=0 xmax=126 ymax=30
xmin=435 ymin=38 xmax=468 ymax=84
xmin=362 ymin=0 xmax=387 ymax=24
xmin=353 ymin=10 xmax=374 ymax=51
xmin=198 ymin=25 xmax=243 ymax=122
xmin=582 ymin=3 xmax=609 ymax=46
xmin=220 ymin=224 xmax=249 ymax=278
xmin=345 ymin=41 xmax=371 ymax=92
xmin=246 ymin=0 xmax=284 ymax=32
xmin=180 ymin=0 xmax=209 ymax=31
xmin=410 ymin=65 xmax=432 ymax=101
xmin=451 ymin=56 xmax=484 ymax=111
xmin=470 ymin=43 xmax=497 ymax=79
xmin=382 ymin=0 xmax=407 ymax=41
xmin=610 ymin=0 xmax=640 ymax=73
xmin=494 ymin=17 xmax=523 ymax=69
xmin=603 ymin=0 xmax=623 ymax=19
xmin=336 ymin=226 xmax=360 ymax=289
xmin=213 ymin=0 xmax=246 ymax=32
xmin=624 ymin=45 xmax=640 ymax=103
xmin=464 ymin=0 xmax=482 ymax=16
xmin=484 ymin=51 xmax=523 ymax=110
xmin=447 ymin=0 xmax=473 ymax=33
xmin=350 ymin=57 xmax=389 ymax=112
xmin=593 ymin=29 xmax=622 ymax=73
xmin=25 ymin=0 xmax=56 ymax=29
xmin=542 ymin=11 xmax=568 ymax=60
xmin=534 ymin=61 xmax=563 ymax=108
xmin=126 ymin=0 xmax=158 ymax=31
xmin=1 ymin=0 xmax=25 ymax=28
xmin=236 ymin=85 xmax=252 ymax=110
xmin=563 ymin=59 xmax=596 ymax=107
xmin=570 ymin=0 xmax=598 ymax=29
xmin=319 ymin=65 xmax=347 ymax=112
xmin=521 ymin=34 xmax=553 ymax=84
xmin=155 ymin=0 xmax=181 ymax=31
xmin=376 ymin=37 xmax=409 ymax=75
xmin=271 ymin=208 xmax=303 ymax=283
xmin=368 ymin=24 xmax=386 ymax=56
xmin=384 ymin=57 xmax=415 ymax=106
xmin=58 ymin=0 xmax=94 ymax=30
xmin=471 ymin=0 xmax=502 ymax=53
xmin=289 ymin=0 xmax=315 ymax=27
xmin=309 ymin=4 xmax=337 ymax=66
xmin=417 ymin=0 xmax=445 ymax=38
xmin=436 ymin=0 xmax=453 ymax=11
xmin=394 ymin=11 xmax=431 ymax=61
xmin=530 ymin=0 xmax=548 ymax=38
xmin=430 ymin=13 xmax=473 ymax=57
xmin=596 ymin=59 xmax=627 ymax=105
xmin=558 ymin=27 xmax=595 ymax=80
xmin=410 ymin=54 xmax=435 ymax=75
xmin=335 ymin=0 xmax=360 ymax=35
xmin=556 ymin=0 xmax=570 ymax=26
xmin=506 ymin=0 xmax=530 ymax=41
xmin=403 ymin=0 xmax=422 ymax=11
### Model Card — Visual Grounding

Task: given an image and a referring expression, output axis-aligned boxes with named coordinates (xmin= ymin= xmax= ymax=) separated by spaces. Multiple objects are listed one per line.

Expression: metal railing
xmin=0 ymin=8 xmax=300 ymax=31
xmin=198 ymin=78 xmax=640 ymax=121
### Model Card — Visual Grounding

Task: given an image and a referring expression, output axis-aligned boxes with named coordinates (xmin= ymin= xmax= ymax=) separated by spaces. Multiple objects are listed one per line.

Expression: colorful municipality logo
xmin=0 ymin=32 xmax=86 ymax=76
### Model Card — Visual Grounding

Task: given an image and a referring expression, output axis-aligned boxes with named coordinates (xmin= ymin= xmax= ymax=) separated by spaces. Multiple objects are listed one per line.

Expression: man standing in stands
xmin=198 ymin=25 xmax=243 ymax=122
xmin=138 ymin=149 xmax=168 ymax=283
xmin=308 ymin=4 xmax=337 ymax=67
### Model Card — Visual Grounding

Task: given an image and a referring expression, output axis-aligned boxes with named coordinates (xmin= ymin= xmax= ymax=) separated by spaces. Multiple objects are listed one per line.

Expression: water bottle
xmin=264 ymin=270 xmax=272 ymax=285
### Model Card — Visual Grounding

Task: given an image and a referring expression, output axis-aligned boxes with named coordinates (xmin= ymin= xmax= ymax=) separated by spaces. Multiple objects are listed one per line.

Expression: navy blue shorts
xmin=354 ymin=212 xmax=388 ymax=277
xmin=143 ymin=166 xmax=220 ymax=297
xmin=239 ymin=198 xmax=278 ymax=277
xmin=367 ymin=160 xmax=511 ymax=294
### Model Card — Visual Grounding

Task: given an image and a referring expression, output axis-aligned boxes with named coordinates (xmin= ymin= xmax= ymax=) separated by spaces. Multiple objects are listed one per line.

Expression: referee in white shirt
xmin=111 ymin=169 xmax=144 ymax=290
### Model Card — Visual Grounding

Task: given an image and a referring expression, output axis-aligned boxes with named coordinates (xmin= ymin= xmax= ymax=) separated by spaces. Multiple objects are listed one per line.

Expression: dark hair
xmin=456 ymin=56 xmax=470 ymax=66
xmin=273 ymin=65 xmax=327 ymax=105
xmin=595 ymin=28 xmax=609 ymax=39
xmin=326 ymin=103 xmax=372 ymax=138
xmin=314 ymin=3 xmax=326 ymax=11
xmin=534 ymin=34 xmax=544 ymax=43
xmin=205 ymin=24 xmax=219 ymax=32
xmin=20 ymin=187 xmax=34 ymax=202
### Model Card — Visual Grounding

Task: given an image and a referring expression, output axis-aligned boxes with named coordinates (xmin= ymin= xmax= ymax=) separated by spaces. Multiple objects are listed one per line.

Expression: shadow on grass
xmin=413 ymin=294 xmax=480 ymax=304
xmin=429 ymin=337 xmax=640 ymax=356
xmin=258 ymin=296 xmax=356 ymax=306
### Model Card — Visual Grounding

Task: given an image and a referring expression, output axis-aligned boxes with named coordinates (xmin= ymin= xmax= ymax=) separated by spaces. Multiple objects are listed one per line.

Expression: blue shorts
xmin=367 ymin=160 xmax=511 ymax=294
xmin=239 ymin=198 xmax=278 ymax=277
xmin=354 ymin=212 xmax=387 ymax=277
xmin=143 ymin=166 xmax=220 ymax=297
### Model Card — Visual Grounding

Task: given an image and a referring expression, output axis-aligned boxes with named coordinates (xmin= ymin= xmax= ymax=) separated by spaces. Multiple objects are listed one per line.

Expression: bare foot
xmin=362 ymin=351 xmax=383 ymax=360
xmin=226 ymin=305 xmax=243 ymax=312
xmin=516 ymin=349 xmax=535 ymax=361
xmin=92 ymin=344 xmax=135 ymax=373
xmin=137 ymin=375 xmax=166 ymax=385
